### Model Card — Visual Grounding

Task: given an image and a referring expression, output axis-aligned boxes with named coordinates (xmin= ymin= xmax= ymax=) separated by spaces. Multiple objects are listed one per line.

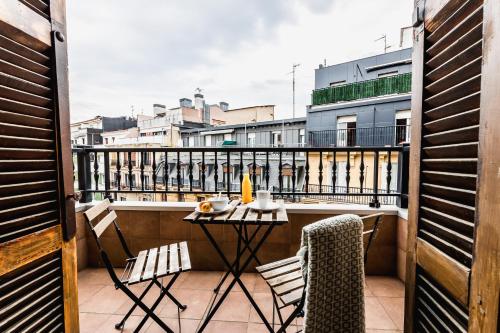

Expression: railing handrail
xmin=308 ymin=124 xmax=410 ymax=132
xmin=308 ymin=125 xmax=411 ymax=148
xmin=72 ymin=145 xmax=404 ymax=153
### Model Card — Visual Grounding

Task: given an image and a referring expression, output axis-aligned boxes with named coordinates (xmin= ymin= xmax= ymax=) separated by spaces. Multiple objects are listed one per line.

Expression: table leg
xmin=214 ymin=224 xmax=263 ymax=293
xmin=197 ymin=222 xmax=277 ymax=333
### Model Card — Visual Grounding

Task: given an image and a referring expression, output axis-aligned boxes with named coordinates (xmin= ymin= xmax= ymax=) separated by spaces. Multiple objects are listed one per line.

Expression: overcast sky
xmin=66 ymin=0 xmax=413 ymax=122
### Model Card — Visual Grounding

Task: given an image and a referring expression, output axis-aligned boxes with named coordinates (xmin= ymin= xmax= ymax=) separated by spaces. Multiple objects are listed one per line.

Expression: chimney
xmin=153 ymin=104 xmax=166 ymax=117
xmin=194 ymin=92 xmax=204 ymax=110
xmin=179 ymin=98 xmax=192 ymax=108
xmin=219 ymin=101 xmax=229 ymax=111
xmin=203 ymin=104 xmax=211 ymax=124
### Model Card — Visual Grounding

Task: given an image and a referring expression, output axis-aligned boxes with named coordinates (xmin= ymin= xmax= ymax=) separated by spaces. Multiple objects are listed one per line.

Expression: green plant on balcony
xmin=312 ymin=73 xmax=412 ymax=106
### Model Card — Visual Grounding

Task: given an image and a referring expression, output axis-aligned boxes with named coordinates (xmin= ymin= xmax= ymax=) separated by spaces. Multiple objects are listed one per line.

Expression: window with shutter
xmin=406 ymin=0 xmax=500 ymax=332
xmin=0 ymin=0 xmax=78 ymax=331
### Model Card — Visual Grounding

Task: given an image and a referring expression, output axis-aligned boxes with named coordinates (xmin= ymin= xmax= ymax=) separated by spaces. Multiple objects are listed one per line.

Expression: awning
xmin=200 ymin=129 xmax=234 ymax=136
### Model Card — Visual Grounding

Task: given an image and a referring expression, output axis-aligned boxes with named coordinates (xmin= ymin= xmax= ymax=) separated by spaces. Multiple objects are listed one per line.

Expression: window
xmin=329 ymin=80 xmax=346 ymax=87
xmin=188 ymin=136 xmax=195 ymax=147
xmin=378 ymin=70 xmax=399 ymax=78
xmin=247 ymin=132 xmax=256 ymax=147
xmin=224 ymin=133 xmax=232 ymax=141
xmin=336 ymin=115 xmax=356 ymax=147
xmin=272 ymin=131 xmax=282 ymax=147
xmin=299 ymin=129 xmax=305 ymax=146
xmin=205 ymin=135 xmax=212 ymax=146
xmin=335 ymin=161 xmax=347 ymax=191
xmin=395 ymin=110 xmax=411 ymax=144
xmin=222 ymin=164 xmax=235 ymax=188
xmin=281 ymin=164 xmax=293 ymax=191
xmin=248 ymin=164 xmax=263 ymax=187
xmin=180 ymin=165 xmax=189 ymax=185
xmin=81 ymin=138 xmax=85 ymax=144
xmin=105 ymin=138 xmax=108 ymax=144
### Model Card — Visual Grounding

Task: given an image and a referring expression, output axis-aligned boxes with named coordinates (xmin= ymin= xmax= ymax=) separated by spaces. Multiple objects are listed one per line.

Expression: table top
xmin=183 ymin=199 xmax=289 ymax=225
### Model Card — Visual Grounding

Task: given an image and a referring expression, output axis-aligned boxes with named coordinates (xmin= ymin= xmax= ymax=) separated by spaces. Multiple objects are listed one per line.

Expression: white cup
xmin=256 ymin=190 xmax=271 ymax=209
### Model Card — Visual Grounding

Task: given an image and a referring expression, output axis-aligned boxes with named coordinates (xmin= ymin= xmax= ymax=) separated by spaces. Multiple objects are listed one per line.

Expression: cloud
xmin=66 ymin=0 xmax=411 ymax=121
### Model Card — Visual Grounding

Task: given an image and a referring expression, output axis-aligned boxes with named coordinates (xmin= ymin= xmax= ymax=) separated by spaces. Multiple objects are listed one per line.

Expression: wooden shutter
xmin=0 ymin=0 xmax=78 ymax=332
xmin=406 ymin=0 xmax=500 ymax=332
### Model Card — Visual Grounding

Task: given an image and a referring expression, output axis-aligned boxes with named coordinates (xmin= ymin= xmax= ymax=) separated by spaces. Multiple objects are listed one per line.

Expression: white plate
xmin=247 ymin=201 xmax=281 ymax=212
xmin=195 ymin=204 xmax=232 ymax=215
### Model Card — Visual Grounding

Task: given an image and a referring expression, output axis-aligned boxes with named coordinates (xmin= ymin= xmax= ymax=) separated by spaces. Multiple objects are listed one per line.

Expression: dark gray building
xmin=180 ymin=117 xmax=306 ymax=148
xmin=307 ymin=48 xmax=412 ymax=147
xmin=70 ymin=116 xmax=137 ymax=145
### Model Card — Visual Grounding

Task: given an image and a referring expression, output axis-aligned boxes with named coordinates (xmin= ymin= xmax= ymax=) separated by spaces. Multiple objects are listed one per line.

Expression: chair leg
xmin=272 ymin=291 xmax=285 ymax=326
xmin=117 ymin=284 xmax=174 ymax=333
xmin=134 ymin=274 xmax=180 ymax=332
xmin=115 ymin=280 xmax=155 ymax=330
xmin=276 ymin=304 xmax=304 ymax=333
xmin=134 ymin=288 xmax=168 ymax=332
xmin=153 ymin=274 xmax=187 ymax=311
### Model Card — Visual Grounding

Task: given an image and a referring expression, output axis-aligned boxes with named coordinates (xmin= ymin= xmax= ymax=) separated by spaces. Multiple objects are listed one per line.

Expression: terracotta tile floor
xmin=78 ymin=268 xmax=404 ymax=333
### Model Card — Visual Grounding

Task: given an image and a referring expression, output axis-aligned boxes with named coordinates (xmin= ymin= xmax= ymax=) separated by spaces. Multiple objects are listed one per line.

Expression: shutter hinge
xmin=413 ymin=0 xmax=425 ymax=27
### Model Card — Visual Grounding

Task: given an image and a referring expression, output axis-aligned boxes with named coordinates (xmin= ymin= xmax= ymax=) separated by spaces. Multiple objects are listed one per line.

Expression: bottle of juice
xmin=242 ymin=173 xmax=253 ymax=203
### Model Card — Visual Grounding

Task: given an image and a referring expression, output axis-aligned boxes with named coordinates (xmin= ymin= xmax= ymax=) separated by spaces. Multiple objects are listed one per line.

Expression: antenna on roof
xmin=130 ymin=105 xmax=134 ymax=118
xmin=287 ymin=63 xmax=301 ymax=119
xmin=375 ymin=34 xmax=391 ymax=53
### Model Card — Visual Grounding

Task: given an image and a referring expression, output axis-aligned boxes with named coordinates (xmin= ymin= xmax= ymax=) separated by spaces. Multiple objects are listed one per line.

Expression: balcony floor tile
xmin=78 ymin=269 xmax=404 ymax=333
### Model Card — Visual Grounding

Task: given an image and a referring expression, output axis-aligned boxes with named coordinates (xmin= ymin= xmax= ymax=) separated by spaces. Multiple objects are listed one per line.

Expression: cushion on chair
xmin=302 ymin=214 xmax=365 ymax=333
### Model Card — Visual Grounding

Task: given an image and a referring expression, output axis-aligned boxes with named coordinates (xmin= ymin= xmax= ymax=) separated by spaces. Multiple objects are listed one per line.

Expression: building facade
xmin=307 ymin=48 xmax=412 ymax=147
xmin=70 ymin=116 xmax=137 ymax=145
xmin=305 ymin=49 xmax=413 ymax=201
xmin=180 ymin=118 xmax=306 ymax=148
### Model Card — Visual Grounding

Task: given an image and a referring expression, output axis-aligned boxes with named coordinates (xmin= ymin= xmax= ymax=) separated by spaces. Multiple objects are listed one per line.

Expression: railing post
xmin=370 ymin=150 xmax=380 ymax=208
xmin=76 ymin=148 xmax=92 ymax=203
xmin=103 ymin=151 xmax=112 ymax=202
xmin=397 ymin=144 xmax=410 ymax=208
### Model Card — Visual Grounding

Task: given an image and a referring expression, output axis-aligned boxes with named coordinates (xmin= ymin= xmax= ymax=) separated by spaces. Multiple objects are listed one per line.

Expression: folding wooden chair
xmin=83 ymin=199 xmax=191 ymax=333
xmin=256 ymin=213 xmax=384 ymax=333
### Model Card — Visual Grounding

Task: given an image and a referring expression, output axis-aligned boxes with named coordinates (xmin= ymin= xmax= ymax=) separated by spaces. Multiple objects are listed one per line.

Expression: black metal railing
xmin=304 ymin=184 xmax=398 ymax=205
xmin=73 ymin=145 xmax=409 ymax=208
xmin=308 ymin=125 xmax=410 ymax=147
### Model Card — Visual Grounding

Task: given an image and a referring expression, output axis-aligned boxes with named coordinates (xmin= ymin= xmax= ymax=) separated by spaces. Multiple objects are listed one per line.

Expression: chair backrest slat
xmin=93 ymin=210 xmax=117 ymax=238
xmin=84 ymin=199 xmax=111 ymax=222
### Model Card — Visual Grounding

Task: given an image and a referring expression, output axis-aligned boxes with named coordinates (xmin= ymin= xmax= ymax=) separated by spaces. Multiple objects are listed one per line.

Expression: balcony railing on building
xmin=73 ymin=145 xmax=409 ymax=208
xmin=308 ymin=125 xmax=411 ymax=147
xmin=311 ymin=73 xmax=412 ymax=106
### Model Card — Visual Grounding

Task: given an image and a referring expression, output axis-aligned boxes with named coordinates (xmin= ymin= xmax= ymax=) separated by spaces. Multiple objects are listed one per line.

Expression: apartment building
xmin=306 ymin=49 xmax=413 ymax=198
xmin=70 ymin=115 xmax=137 ymax=145
xmin=307 ymin=48 xmax=412 ymax=147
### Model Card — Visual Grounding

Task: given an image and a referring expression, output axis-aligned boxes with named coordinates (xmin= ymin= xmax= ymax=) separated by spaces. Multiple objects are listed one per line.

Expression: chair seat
xmin=256 ymin=256 xmax=305 ymax=306
xmin=121 ymin=241 xmax=191 ymax=285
